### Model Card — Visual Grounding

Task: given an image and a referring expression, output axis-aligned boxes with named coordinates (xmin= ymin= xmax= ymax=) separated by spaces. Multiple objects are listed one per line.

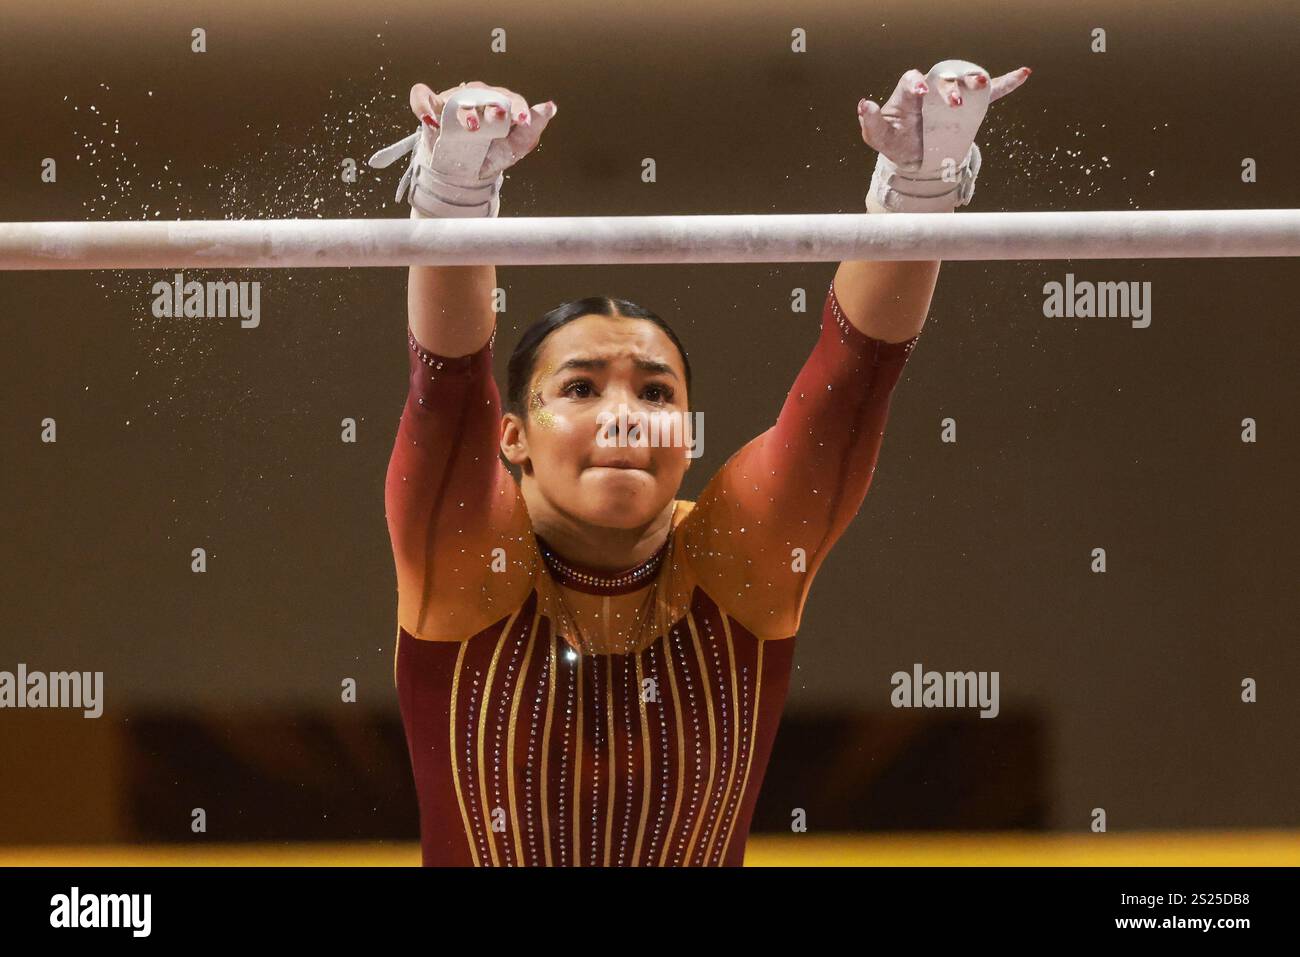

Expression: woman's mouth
xmin=588 ymin=457 xmax=649 ymax=471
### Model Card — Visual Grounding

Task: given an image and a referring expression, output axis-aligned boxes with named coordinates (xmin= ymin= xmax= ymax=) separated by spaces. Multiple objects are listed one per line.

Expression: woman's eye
xmin=559 ymin=379 xmax=673 ymax=402
xmin=644 ymin=384 xmax=674 ymax=404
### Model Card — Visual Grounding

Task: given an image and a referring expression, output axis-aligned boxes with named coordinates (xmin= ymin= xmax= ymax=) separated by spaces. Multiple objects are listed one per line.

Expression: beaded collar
xmin=535 ymin=530 xmax=673 ymax=596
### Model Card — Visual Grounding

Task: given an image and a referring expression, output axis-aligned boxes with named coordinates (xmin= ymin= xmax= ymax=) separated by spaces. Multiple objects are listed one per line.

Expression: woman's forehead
xmin=535 ymin=314 xmax=682 ymax=375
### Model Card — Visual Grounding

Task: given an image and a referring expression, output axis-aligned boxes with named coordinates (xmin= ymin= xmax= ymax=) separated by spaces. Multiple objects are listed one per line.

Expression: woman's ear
xmin=500 ymin=414 xmax=530 ymax=467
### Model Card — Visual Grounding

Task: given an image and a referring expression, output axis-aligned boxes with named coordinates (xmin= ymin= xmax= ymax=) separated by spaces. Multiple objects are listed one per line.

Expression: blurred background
xmin=1 ymin=0 xmax=1296 ymax=864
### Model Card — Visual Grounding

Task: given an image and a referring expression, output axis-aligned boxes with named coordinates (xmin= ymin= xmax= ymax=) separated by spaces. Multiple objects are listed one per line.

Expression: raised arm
xmin=681 ymin=60 xmax=1030 ymax=640
xmin=839 ymin=61 xmax=1029 ymax=340
xmin=678 ymin=279 xmax=920 ymax=640
xmin=407 ymin=263 xmax=496 ymax=357
xmin=402 ymin=80 xmax=554 ymax=355
xmin=381 ymin=81 xmax=556 ymax=641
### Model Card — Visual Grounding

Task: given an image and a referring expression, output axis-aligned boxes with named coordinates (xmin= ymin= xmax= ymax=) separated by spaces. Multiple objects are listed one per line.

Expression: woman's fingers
xmin=857 ymin=98 xmax=890 ymax=148
xmin=479 ymin=99 xmax=556 ymax=176
xmin=426 ymin=82 xmax=531 ymax=131
xmin=479 ymin=85 xmax=534 ymax=128
xmin=479 ymin=88 xmax=530 ymax=129
xmin=989 ymin=66 xmax=1032 ymax=103
xmin=502 ymin=101 xmax=557 ymax=157
xmin=441 ymin=92 xmax=494 ymax=132
xmin=511 ymin=96 xmax=532 ymax=126
xmin=455 ymin=101 xmax=481 ymax=131
xmin=857 ymin=68 xmax=925 ymax=152
xmin=899 ymin=68 xmax=930 ymax=102
xmin=409 ymin=83 xmax=441 ymax=127
xmin=408 ymin=82 xmax=553 ymax=156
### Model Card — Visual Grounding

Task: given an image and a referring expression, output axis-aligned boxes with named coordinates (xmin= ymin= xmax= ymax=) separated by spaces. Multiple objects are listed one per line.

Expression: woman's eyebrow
xmin=551 ymin=356 xmax=678 ymax=379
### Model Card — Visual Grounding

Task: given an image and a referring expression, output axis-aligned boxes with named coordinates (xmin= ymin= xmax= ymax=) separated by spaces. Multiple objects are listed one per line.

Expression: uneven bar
xmin=1 ymin=210 xmax=1298 ymax=270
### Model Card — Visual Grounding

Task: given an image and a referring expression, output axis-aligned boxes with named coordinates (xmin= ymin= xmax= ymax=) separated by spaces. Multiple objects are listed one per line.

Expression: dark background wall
xmin=1 ymin=0 xmax=1296 ymax=840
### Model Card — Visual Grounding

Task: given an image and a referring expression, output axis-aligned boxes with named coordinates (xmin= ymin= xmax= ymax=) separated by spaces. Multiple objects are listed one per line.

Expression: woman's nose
xmin=596 ymin=391 xmax=651 ymax=442
xmin=597 ymin=386 xmax=645 ymax=418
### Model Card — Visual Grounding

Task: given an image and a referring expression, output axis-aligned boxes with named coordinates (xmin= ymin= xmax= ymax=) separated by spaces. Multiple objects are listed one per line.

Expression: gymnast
xmin=371 ymin=60 xmax=1030 ymax=866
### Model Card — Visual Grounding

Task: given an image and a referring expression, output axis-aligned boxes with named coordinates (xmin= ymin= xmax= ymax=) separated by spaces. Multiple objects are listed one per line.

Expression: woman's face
xmin=502 ymin=314 xmax=692 ymax=530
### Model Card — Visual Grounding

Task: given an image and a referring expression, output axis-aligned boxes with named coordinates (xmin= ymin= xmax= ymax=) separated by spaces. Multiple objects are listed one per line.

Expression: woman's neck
xmin=522 ymin=487 xmax=677 ymax=572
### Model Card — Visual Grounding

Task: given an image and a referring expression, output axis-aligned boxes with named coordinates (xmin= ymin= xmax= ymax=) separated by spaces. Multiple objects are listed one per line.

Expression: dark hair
xmin=505 ymin=296 xmax=692 ymax=421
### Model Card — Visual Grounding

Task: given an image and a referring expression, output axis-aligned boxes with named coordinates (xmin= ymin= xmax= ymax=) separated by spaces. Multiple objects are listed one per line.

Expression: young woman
xmin=377 ymin=64 xmax=1030 ymax=866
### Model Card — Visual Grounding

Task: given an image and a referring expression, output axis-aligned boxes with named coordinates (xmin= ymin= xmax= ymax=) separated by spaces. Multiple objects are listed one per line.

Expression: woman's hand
xmin=857 ymin=64 xmax=1030 ymax=170
xmin=392 ymin=82 xmax=558 ymax=353
xmin=408 ymin=80 xmax=558 ymax=180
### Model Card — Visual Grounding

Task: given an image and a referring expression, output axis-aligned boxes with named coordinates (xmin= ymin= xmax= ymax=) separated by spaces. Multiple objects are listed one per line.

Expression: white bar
xmin=1 ymin=210 xmax=1298 ymax=270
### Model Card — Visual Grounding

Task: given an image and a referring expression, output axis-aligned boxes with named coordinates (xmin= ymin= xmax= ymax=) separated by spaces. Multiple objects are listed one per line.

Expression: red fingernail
xmin=421 ymin=113 xmax=439 ymax=128
xmin=1023 ymin=67 xmax=1032 ymax=75
xmin=517 ymin=111 xmax=528 ymax=122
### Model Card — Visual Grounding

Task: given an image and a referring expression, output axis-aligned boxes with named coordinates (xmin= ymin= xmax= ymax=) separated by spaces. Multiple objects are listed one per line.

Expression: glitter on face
xmin=529 ymin=387 xmax=557 ymax=429
xmin=529 ymin=360 xmax=558 ymax=429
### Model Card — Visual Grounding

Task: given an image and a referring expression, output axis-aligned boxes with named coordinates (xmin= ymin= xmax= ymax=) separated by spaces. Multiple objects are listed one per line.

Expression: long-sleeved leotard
xmin=386 ymin=279 xmax=918 ymax=866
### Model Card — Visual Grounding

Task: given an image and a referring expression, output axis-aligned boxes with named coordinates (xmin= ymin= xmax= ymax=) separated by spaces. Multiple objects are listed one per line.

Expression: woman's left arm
xmin=679 ymin=61 xmax=1030 ymax=640
xmin=832 ymin=258 xmax=941 ymax=343
xmin=678 ymin=278 xmax=920 ymax=640
xmin=836 ymin=60 xmax=1030 ymax=339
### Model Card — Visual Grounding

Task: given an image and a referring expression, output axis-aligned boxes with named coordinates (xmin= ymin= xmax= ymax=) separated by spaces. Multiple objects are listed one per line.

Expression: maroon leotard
xmin=386 ymin=279 xmax=918 ymax=865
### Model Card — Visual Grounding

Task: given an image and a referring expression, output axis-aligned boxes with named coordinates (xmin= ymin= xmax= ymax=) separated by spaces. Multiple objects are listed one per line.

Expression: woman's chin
xmin=575 ymin=469 xmax=661 ymax=525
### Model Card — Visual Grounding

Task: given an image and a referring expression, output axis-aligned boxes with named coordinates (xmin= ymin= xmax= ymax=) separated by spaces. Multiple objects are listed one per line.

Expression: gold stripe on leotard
xmin=612 ymin=657 xmax=633 ymax=866
xmin=539 ymin=609 xmax=558 ymax=866
xmin=393 ymin=624 xmax=401 ymax=690
xmin=703 ymin=612 xmax=741 ymax=866
xmin=506 ymin=606 xmax=543 ymax=865
xmin=603 ymin=655 xmax=617 ymax=866
xmin=475 ymin=607 xmax=521 ymax=867
xmin=719 ymin=624 xmax=763 ymax=865
xmin=682 ymin=611 xmax=719 ymax=867
xmin=448 ymin=640 xmax=481 ymax=867
xmin=572 ymin=652 xmax=584 ymax=867
xmin=656 ymin=624 xmax=687 ymax=866
xmin=631 ymin=651 xmax=653 ymax=866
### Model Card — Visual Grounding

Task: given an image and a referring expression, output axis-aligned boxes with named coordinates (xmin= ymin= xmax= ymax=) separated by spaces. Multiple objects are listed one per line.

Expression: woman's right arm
xmin=385 ymin=83 xmax=555 ymax=641
xmin=403 ymin=78 xmax=554 ymax=357
xmin=387 ymin=263 xmax=532 ymax=643
xmin=407 ymin=263 xmax=495 ymax=357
